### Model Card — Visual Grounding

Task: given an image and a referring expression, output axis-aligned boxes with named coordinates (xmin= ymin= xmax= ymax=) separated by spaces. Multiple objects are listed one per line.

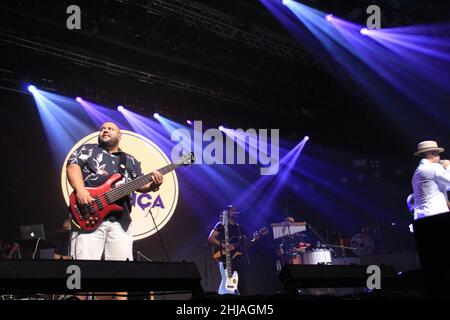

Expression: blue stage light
xmin=27 ymin=85 xmax=37 ymax=93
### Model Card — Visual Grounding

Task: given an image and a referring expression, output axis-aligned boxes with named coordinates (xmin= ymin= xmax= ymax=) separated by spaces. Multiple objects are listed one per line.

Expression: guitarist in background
xmin=66 ymin=121 xmax=163 ymax=300
xmin=208 ymin=205 xmax=248 ymax=295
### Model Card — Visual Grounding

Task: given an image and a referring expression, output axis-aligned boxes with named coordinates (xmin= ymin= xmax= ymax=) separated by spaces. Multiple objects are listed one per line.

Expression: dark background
xmin=1 ymin=0 xmax=449 ymax=294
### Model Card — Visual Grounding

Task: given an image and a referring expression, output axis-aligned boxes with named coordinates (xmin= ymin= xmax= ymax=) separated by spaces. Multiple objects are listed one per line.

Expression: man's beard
xmin=98 ymin=136 xmax=119 ymax=149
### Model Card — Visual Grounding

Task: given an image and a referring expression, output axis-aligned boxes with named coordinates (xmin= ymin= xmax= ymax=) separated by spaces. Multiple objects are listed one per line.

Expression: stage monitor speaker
xmin=413 ymin=211 xmax=450 ymax=294
xmin=413 ymin=212 xmax=450 ymax=272
xmin=279 ymin=264 xmax=397 ymax=290
xmin=0 ymin=260 xmax=203 ymax=295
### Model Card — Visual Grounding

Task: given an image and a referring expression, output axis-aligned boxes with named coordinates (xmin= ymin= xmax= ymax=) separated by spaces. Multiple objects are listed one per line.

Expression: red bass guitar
xmin=68 ymin=152 xmax=194 ymax=232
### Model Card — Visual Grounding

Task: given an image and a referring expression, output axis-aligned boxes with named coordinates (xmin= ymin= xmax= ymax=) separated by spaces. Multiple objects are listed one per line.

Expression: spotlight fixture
xmin=117 ymin=105 xmax=124 ymax=112
xmin=325 ymin=14 xmax=333 ymax=22
xmin=27 ymin=85 xmax=37 ymax=93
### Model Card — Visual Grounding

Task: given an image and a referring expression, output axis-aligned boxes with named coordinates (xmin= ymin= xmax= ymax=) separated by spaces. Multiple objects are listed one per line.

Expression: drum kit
xmin=349 ymin=233 xmax=375 ymax=256
xmin=272 ymin=221 xmax=375 ymax=266
xmin=277 ymin=245 xmax=333 ymax=265
xmin=302 ymin=248 xmax=332 ymax=265
xmin=272 ymin=221 xmax=333 ymax=265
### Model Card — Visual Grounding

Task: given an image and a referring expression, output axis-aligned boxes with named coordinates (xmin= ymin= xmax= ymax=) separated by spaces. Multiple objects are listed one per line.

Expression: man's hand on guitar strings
xmin=76 ymin=187 xmax=95 ymax=205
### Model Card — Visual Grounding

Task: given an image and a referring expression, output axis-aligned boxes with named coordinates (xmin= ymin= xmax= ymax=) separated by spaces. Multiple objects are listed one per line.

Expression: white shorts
xmin=70 ymin=220 xmax=133 ymax=261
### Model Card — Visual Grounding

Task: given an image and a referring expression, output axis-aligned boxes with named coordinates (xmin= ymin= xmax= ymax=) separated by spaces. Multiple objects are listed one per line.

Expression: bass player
xmin=66 ymin=121 xmax=163 ymax=300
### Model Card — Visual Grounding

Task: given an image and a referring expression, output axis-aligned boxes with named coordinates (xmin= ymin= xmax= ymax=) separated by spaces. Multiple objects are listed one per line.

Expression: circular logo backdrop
xmin=61 ymin=130 xmax=179 ymax=240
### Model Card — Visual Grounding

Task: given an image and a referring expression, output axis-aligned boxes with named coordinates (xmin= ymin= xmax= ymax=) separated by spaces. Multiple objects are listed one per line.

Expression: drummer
xmin=276 ymin=217 xmax=311 ymax=264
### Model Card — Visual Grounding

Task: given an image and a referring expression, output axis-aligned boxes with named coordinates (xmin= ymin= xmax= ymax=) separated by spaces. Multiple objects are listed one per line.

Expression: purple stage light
xmin=75 ymin=97 xmax=83 ymax=103
xmin=360 ymin=28 xmax=369 ymax=35
xmin=27 ymin=85 xmax=37 ymax=93
xmin=325 ymin=14 xmax=333 ymax=22
xmin=282 ymin=0 xmax=291 ymax=6
xmin=218 ymin=125 xmax=224 ymax=131
xmin=117 ymin=105 xmax=124 ymax=112
xmin=304 ymin=136 xmax=309 ymax=141
xmin=153 ymin=112 xmax=160 ymax=118
xmin=186 ymin=120 xmax=193 ymax=125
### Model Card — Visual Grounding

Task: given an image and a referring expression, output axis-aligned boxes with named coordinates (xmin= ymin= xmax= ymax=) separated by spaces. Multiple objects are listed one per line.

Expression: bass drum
xmin=350 ymin=233 xmax=374 ymax=256
xmin=302 ymin=249 xmax=332 ymax=265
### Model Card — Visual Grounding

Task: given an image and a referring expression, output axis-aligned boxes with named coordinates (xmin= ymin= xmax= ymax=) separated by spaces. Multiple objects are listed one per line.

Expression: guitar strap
xmin=237 ymin=224 xmax=250 ymax=264
xmin=118 ymin=151 xmax=128 ymax=176
xmin=118 ymin=151 xmax=132 ymax=212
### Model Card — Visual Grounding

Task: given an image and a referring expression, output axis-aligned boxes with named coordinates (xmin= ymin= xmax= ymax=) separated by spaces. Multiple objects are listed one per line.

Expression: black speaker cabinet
xmin=279 ymin=264 xmax=397 ymax=290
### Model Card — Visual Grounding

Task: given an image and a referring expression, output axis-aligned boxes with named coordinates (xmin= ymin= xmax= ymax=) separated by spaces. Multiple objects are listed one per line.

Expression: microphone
xmin=439 ymin=160 xmax=449 ymax=169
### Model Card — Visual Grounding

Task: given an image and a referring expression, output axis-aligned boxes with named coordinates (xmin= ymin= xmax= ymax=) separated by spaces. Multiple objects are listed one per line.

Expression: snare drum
xmin=302 ymin=249 xmax=332 ymax=265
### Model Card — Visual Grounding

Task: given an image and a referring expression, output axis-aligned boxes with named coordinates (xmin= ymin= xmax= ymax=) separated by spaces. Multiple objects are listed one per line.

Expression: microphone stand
xmin=135 ymin=250 xmax=153 ymax=262
xmin=32 ymin=238 xmax=41 ymax=259
xmin=146 ymin=207 xmax=170 ymax=301
xmin=133 ymin=251 xmax=153 ymax=300
xmin=307 ymin=223 xmax=344 ymax=258
xmin=147 ymin=207 xmax=171 ymax=261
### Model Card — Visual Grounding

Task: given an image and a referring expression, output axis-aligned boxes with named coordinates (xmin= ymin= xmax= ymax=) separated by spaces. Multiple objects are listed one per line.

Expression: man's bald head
xmin=98 ymin=121 xmax=121 ymax=150
xmin=100 ymin=121 xmax=121 ymax=133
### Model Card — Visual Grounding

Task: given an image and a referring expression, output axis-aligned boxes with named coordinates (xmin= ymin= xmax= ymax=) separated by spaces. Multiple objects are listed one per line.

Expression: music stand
xmin=271 ymin=222 xmax=306 ymax=240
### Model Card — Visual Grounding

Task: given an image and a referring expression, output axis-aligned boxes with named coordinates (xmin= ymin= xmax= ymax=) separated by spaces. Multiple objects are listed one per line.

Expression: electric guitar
xmin=213 ymin=227 xmax=268 ymax=262
xmin=218 ymin=209 xmax=239 ymax=295
xmin=68 ymin=152 xmax=195 ymax=232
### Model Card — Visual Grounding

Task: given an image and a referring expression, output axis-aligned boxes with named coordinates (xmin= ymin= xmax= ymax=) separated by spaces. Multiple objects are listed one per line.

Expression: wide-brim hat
xmin=414 ymin=140 xmax=445 ymax=156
